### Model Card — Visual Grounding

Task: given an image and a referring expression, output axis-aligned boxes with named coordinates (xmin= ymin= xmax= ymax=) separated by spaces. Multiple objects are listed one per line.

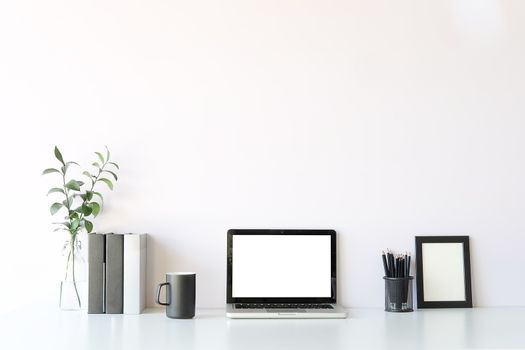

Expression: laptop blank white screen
xmin=232 ymin=235 xmax=332 ymax=298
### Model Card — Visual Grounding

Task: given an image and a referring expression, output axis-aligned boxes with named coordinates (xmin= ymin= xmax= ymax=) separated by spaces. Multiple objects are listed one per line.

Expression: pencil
xmin=388 ymin=251 xmax=395 ymax=277
xmin=382 ymin=251 xmax=389 ymax=277
xmin=407 ymin=254 xmax=411 ymax=277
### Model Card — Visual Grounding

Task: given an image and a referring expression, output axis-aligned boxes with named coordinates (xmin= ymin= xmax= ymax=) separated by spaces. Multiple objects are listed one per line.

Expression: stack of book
xmin=88 ymin=233 xmax=147 ymax=314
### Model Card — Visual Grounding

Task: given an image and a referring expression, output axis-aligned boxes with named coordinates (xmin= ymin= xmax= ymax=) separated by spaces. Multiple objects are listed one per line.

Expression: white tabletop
xmin=1 ymin=306 xmax=524 ymax=349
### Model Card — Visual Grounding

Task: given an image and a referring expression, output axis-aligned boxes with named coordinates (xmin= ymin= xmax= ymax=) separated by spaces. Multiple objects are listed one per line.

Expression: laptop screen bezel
xmin=226 ymin=229 xmax=337 ymax=304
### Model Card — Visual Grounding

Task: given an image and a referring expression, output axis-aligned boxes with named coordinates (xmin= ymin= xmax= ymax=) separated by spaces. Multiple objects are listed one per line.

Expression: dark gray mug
xmin=156 ymin=272 xmax=196 ymax=319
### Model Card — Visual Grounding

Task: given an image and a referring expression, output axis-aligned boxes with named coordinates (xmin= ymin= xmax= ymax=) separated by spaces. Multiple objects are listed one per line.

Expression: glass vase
xmin=59 ymin=235 xmax=87 ymax=310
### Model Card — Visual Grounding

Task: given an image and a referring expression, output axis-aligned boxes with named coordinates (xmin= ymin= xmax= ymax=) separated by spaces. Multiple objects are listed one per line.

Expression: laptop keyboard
xmin=235 ymin=303 xmax=334 ymax=309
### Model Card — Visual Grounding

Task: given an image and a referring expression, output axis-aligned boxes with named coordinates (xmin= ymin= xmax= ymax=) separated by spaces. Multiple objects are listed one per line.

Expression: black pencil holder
xmin=384 ymin=276 xmax=414 ymax=312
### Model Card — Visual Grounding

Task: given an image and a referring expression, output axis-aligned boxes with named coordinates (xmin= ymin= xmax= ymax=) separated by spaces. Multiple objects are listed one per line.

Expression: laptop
xmin=226 ymin=229 xmax=347 ymax=319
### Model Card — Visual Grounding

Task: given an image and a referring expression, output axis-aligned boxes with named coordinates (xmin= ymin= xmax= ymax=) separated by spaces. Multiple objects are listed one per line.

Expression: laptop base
xmin=226 ymin=304 xmax=347 ymax=319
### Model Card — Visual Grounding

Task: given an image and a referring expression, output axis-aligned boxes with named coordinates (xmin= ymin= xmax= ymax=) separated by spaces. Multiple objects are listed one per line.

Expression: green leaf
xmin=108 ymin=162 xmax=119 ymax=170
xmin=42 ymin=168 xmax=61 ymax=175
xmin=99 ymin=178 xmax=113 ymax=190
xmin=95 ymin=152 xmax=105 ymax=164
xmin=53 ymin=227 xmax=67 ymax=232
xmin=53 ymin=221 xmax=71 ymax=229
xmin=105 ymin=146 xmax=110 ymax=161
xmin=89 ymin=202 xmax=101 ymax=217
xmin=69 ymin=212 xmax=79 ymax=220
xmin=62 ymin=161 xmax=79 ymax=174
xmin=82 ymin=171 xmax=92 ymax=178
xmin=54 ymin=146 xmax=65 ymax=165
xmin=93 ymin=191 xmax=104 ymax=203
xmin=80 ymin=191 xmax=93 ymax=201
xmin=92 ymin=162 xmax=101 ymax=168
xmin=47 ymin=188 xmax=65 ymax=196
xmin=81 ymin=204 xmax=93 ymax=216
xmin=50 ymin=203 xmax=63 ymax=215
xmin=84 ymin=220 xmax=93 ymax=233
xmin=70 ymin=218 xmax=80 ymax=231
xmin=103 ymin=170 xmax=118 ymax=181
xmin=65 ymin=180 xmax=82 ymax=191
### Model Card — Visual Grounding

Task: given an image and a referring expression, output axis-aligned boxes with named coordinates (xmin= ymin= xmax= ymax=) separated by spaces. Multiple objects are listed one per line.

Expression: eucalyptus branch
xmin=43 ymin=146 xmax=119 ymax=235
xmin=77 ymin=160 xmax=107 ymax=229
xmin=43 ymin=146 xmax=119 ymax=310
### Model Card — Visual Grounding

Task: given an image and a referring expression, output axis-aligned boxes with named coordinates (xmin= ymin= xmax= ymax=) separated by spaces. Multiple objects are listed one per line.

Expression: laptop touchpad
xmin=267 ymin=309 xmax=307 ymax=313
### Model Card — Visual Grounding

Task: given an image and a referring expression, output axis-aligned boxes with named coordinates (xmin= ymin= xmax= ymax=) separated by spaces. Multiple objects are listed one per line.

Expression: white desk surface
xmin=1 ymin=306 xmax=524 ymax=349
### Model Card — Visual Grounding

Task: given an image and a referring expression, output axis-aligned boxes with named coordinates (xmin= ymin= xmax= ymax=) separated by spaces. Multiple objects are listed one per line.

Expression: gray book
xmin=88 ymin=233 xmax=106 ymax=314
xmin=106 ymin=233 xmax=124 ymax=314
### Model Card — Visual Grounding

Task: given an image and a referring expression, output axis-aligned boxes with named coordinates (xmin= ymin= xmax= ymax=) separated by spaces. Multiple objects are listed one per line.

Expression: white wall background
xmin=0 ymin=0 xmax=524 ymax=311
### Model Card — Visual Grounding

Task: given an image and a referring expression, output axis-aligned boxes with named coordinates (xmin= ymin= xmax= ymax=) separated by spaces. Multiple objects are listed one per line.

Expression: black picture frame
xmin=415 ymin=236 xmax=472 ymax=309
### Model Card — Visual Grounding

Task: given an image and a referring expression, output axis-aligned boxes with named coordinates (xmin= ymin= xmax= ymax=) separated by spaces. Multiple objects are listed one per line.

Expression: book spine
xmin=88 ymin=233 xmax=105 ymax=314
xmin=106 ymin=233 xmax=124 ymax=314
xmin=140 ymin=234 xmax=147 ymax=312
xmin=123 ymin=234 xmax=147 ymax=314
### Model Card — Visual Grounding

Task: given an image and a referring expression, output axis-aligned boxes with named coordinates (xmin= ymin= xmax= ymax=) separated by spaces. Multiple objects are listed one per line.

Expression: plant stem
xmin=62 ymin=170 xmax=70 ymax=211
xmin=68 ymin=159 xmax=108 ymax=308
xmin=71 ymin=234 xmax=81 ymax=308
xmin=64 ymin=248 xmax=71 ymax=280
xmin=78 ymin=161 xmax=106 ymax=225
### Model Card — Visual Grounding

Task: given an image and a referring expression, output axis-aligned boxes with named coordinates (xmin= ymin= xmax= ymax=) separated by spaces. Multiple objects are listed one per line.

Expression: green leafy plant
xmin=43 ymin=146 xmax=119 ymax=234
xmin=43 ymin=146 xmax=119 ymax=308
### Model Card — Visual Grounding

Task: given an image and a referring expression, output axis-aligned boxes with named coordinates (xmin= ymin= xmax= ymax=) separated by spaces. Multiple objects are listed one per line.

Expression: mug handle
xmin=156 ymin=282 xmax=171 ymax=306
